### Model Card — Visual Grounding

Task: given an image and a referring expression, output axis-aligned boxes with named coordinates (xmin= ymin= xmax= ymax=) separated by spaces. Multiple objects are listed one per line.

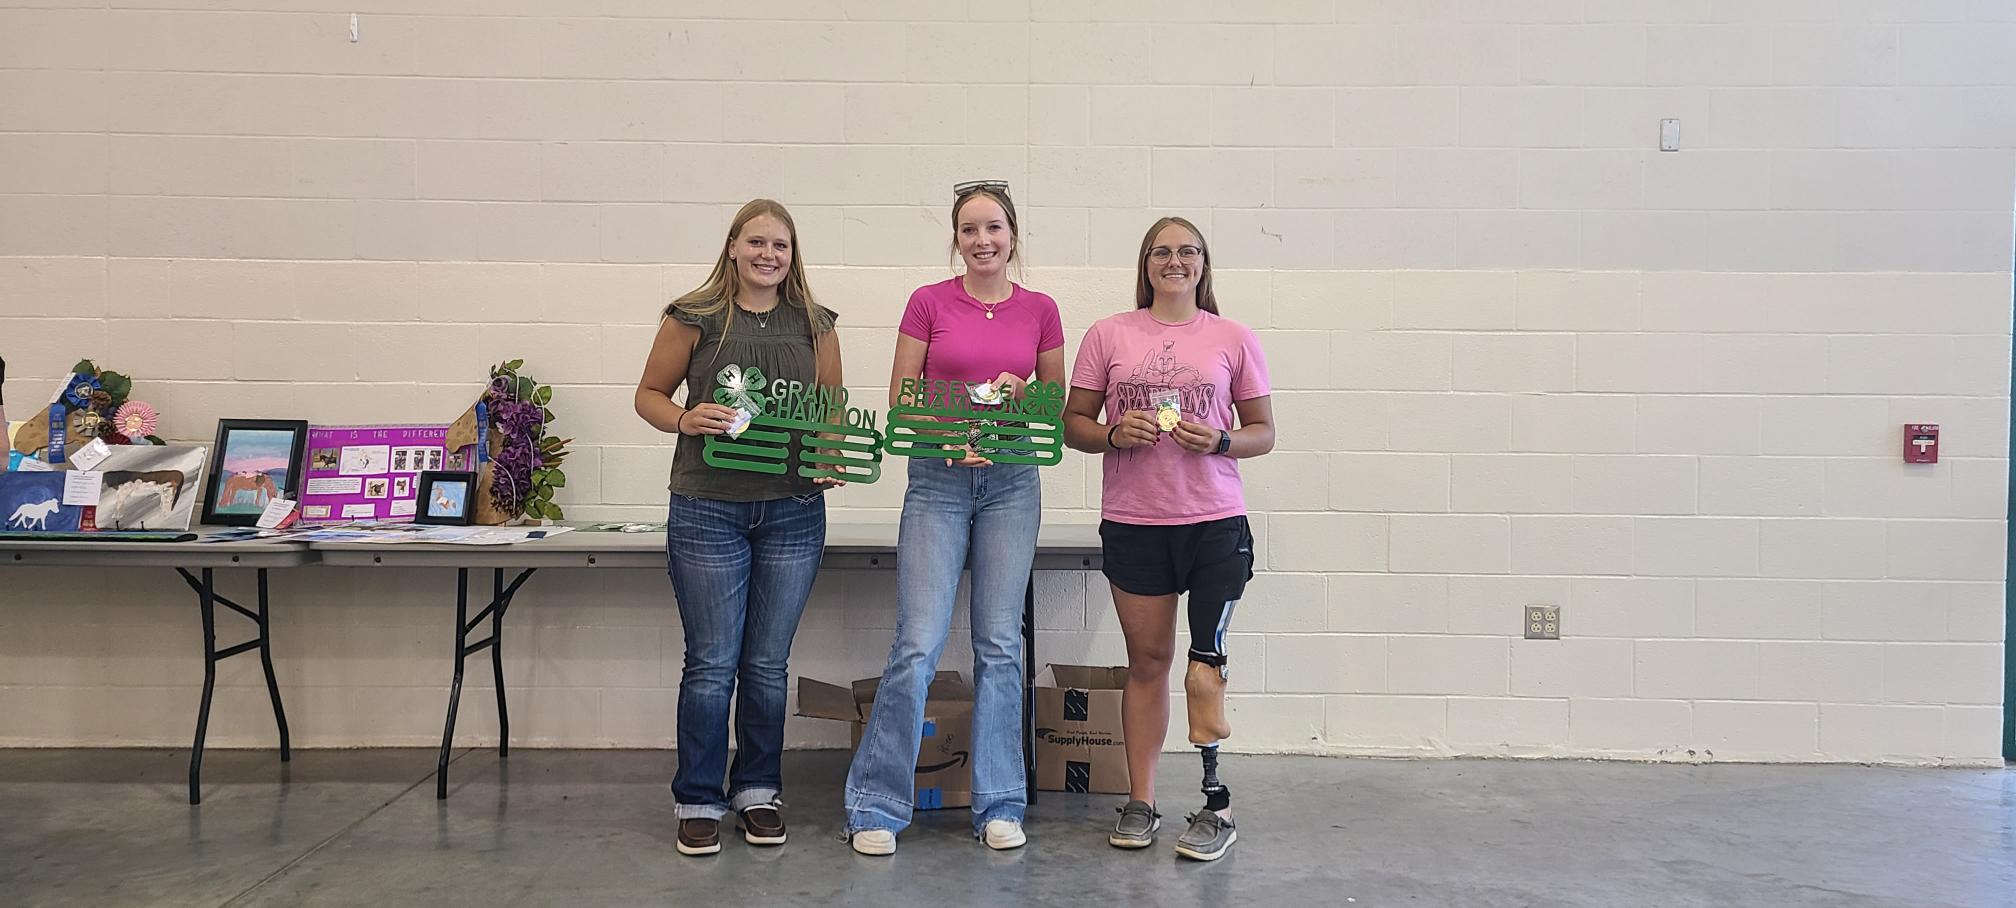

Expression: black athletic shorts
xmin=1099 ymin=515 xmax=1254 ymax=600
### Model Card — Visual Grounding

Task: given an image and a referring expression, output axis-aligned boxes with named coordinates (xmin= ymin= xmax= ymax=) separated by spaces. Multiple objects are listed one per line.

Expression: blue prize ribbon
xmin=46 ymin=404 xmax=67 ymax=464
xmin=475 ymin=402 xmax=490 ymax=464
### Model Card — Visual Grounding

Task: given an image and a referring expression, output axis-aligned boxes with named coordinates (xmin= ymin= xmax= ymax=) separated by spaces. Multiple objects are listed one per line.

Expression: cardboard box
xmin=1033 ymin=664 xmax=1131 ymax=795
xmin=797 ymin=670 xmax=974 ymax=810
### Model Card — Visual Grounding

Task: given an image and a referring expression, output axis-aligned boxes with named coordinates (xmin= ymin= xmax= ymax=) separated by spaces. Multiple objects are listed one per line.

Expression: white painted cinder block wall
xmin=0 ymin=1 xmax=2010 ymax=765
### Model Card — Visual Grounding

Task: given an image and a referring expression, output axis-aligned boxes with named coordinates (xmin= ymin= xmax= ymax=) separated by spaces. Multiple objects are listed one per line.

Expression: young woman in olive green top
xmin=634 ymin=199 xmax=842 ymax=856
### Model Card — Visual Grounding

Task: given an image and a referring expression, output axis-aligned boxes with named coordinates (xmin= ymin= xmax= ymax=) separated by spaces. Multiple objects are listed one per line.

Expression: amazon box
xmin=1034 ymin=664 xmax=1130 ymax=795
xmin=797 ymin=670 xmax=973 ymax=810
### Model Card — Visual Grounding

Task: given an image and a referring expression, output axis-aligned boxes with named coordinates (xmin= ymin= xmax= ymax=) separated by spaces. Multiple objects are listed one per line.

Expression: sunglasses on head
xmin=953 ymin=179 xmax=1011 ymax=198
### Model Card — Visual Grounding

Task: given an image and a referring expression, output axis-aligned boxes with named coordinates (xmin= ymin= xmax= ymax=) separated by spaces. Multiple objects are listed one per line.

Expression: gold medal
xmin=1154 ymin=389 xmax=1183 ymax=432
xmin=725 ymin=408 xmax=755 ymax=439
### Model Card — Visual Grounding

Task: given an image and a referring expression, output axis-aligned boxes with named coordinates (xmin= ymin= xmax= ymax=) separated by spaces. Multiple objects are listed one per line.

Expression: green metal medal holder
xmin=701 ymin=370 xmax=883 ymax=483
xmin=882 ymin=378 xmax=1066 ymax=466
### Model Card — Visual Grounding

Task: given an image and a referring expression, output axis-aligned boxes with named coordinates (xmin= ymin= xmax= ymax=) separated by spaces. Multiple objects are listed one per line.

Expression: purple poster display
xmin=300 ymin=425 xmax=452 ymax=523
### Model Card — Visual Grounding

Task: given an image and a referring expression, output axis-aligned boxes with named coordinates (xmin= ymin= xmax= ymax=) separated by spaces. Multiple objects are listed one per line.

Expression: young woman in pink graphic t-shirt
xmin=1063 ymin=216 xmax=1275 ymax=863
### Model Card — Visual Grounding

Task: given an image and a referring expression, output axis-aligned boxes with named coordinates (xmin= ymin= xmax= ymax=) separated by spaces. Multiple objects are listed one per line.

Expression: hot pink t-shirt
xmin=898 ymin=278 xmax=1065 ymax=384
xmin=1071 ymin=308 xmax=1271 ymax=525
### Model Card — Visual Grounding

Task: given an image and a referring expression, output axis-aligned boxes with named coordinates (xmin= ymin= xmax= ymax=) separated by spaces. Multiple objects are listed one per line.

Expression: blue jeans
xmin=667 ymin=491 xmax=826 ymax=820
xmin=844 ymin=457 xmax=1040 ymax=836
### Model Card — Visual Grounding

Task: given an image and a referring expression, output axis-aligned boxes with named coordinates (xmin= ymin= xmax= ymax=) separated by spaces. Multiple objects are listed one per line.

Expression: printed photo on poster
xmin=393 ymin=476 xmax=411 ymax=498
xmin=340 ymin=446 xmax=389 ymax=476
xmin=202 ymin=419 xmax=307 ymax=526
xmin=364 ymin=478 xmax=389 ymax=499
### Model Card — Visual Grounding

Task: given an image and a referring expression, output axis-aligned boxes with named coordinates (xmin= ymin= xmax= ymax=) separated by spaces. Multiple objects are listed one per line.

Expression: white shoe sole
xmin=851 ymin=834 xmax=896 ymax=856
xmin=984 ymin=831 xmax=1026 ymax=850
xmin=675 ymin=840 xmax=721 ymax=856
xmin=1108 ymin=817 xmax=1160 ymax=848
xmin=743 ymin=831 xmax=786 ymax=846
xmin=1174 ymin=828 xmax=1236 ymax=862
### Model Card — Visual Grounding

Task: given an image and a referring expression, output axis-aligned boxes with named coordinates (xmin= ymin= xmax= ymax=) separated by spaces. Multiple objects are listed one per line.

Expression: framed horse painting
xmin=201 ymin=419 xmax=308 ymax=526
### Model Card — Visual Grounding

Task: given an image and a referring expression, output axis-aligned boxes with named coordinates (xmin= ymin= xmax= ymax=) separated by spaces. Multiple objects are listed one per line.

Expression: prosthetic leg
xmin=1185 ymin=593 xmax=1239 ymax=811
xmin=1184 ymin=660 xmax=1230 ymax=744
xmin=1184 ymin=593 xmax=1238 ymax=745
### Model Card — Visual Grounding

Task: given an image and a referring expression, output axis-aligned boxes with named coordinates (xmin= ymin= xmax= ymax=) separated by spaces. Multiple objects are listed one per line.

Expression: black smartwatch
xmin=1213 ymin=429 xmax=1232 ymax=456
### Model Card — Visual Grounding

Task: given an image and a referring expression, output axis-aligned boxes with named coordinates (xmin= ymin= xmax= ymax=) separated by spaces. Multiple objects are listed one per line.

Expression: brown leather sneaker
xmin=676 ymin=817 xmax=721 ymax=856
xmin=740 ymin=804 xmax=787 ymax=845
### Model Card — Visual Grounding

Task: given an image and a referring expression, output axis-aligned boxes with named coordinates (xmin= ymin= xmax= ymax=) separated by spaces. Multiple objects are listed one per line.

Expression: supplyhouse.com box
xmin=1033 ymin=664 xmax=1130 ymax=795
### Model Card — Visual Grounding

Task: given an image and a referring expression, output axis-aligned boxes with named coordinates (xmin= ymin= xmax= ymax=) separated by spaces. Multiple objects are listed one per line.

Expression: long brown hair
xmin=949 ymin=186 xmax=1024 ymax=281
xmin=1133 ymin=216 xmax=1218 ymax=315
xmin=668 ymin=199 xmax=831 ymax=359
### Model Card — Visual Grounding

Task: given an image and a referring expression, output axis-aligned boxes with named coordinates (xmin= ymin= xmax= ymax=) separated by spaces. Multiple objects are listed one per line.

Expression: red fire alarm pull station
xmin=1904 ymin=424 xmax=1939 ymax=463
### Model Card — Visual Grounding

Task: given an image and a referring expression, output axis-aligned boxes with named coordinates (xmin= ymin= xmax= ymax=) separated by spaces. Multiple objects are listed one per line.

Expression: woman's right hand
xmin=1110 ymin=410 xmax=1161 ymax=450
xmin=947 ymin=446 xmax=994 ymax=467
xmin=679 ymin=403 xmax=742 ymax=436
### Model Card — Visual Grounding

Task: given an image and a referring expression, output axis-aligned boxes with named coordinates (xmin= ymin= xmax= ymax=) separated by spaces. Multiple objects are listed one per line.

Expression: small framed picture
xmin=202 ymin=419 xmax=309 ymax=526
xmin=414 ymin=470 xmax=476 ymax=526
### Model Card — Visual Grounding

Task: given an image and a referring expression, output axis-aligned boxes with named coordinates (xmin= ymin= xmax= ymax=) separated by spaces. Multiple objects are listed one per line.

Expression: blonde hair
xmin=668 ymin=199 xmax=831 ymax=356
xmin=1134 ymin=216 xmax=1218 ymax=315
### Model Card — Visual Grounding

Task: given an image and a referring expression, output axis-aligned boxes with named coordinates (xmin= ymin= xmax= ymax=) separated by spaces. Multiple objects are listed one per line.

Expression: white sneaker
xmin=850 ymin=828 xmax=896 ymax=856
xmin=983 ymin=819 xmax=1026 ymax=850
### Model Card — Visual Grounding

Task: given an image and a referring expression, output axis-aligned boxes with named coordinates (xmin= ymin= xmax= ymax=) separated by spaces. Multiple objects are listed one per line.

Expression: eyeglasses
xmin=1147 ymin=245 xmax=1203 ymax=263
xmin=953 ymin=179 xmax=1011 ymax=198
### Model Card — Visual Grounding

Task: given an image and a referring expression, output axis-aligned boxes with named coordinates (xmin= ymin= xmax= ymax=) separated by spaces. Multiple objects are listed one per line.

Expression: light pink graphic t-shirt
xmin=1071 ymin=308 xmax=1271 ymax=525
xmin=899 ymin=278 xmax=1065 ymax=384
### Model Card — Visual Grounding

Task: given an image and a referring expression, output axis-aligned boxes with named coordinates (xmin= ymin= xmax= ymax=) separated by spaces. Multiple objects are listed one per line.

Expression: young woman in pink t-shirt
xmin=1064 ymin=216 xmax=1275 ymax=862
xmin=844 ymin=182 xmax=1065 ymax=856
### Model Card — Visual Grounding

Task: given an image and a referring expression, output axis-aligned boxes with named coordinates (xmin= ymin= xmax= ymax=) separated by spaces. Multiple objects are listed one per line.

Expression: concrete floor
xmin=0 ymin=749 xmax=2009 ymax=908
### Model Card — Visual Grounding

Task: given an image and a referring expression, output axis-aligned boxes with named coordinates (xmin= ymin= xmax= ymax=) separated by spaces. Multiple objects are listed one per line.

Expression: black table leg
xmin=437 ymin=568 xmax=470 ymax=800
xmin=437 ymin=566 xmax=536 ymax=800
xmin=255 ymin=569 xmax=291 ymax=763
xmin=191 ymin=568 xmax=216 ymax=806
xmin=492 ymin=568 xmax=509 ymax=758
xmin=1023 ymin=574 xmax=1037 ymax=806
xmin=176 ymin=567 xmax=289 ymax=806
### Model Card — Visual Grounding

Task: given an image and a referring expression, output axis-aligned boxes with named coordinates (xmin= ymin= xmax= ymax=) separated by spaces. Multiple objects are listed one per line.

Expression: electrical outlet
xmin=1524 ymin=605 xmax=1560 ymax=640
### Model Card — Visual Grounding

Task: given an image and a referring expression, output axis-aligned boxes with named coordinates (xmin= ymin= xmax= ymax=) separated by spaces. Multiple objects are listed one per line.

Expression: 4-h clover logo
xmin=1019 ymin=380 xmax=1065 ymax=417
xmin=713 ymin=364 xmax=769 ymax=414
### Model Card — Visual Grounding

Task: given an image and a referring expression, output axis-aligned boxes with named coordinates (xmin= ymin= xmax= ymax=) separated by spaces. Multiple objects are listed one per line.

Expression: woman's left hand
xmin=1171 ymin=420 xmax=1220 ymax=455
